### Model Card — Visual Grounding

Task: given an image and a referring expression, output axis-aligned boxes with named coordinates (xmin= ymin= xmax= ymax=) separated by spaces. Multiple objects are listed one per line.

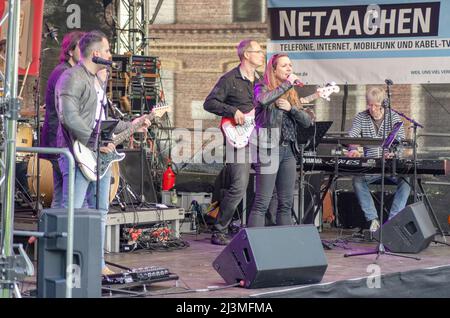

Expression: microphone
xmin=45 ymin=22 xmax=59 ymax=44
xmin=382 ymin=98 xmax=389 ymax=108
xmin=92 ymin=56 xmax=119 ymax=69
xmin=385 ymin=79 xmax=393 ymax=85
xmin=110 ymin=101 xmax=125 ymax=119
xmin=288 ymin=74 xmax=304 ymax=87
xmin=293 ymin=79 xmax=304 ymax=87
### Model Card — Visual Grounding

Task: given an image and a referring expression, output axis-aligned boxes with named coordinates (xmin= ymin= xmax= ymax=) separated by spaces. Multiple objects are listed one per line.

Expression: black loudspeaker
xmin=118 ymin=149 xmax=157 ymax=203
xmin=374 ymin=201 xmax=436 ymax=253
xmin=212 ymin=225 xmax=328 ymax=288
xmin=37 ymin=209 xmax=102 ymax=298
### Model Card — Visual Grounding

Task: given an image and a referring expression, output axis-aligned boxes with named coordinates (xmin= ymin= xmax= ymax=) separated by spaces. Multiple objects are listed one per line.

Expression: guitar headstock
xmin=317 ymin=83 xmax=340 ymax=101
xmin=151 ymin=102 xmax=170 ymax=118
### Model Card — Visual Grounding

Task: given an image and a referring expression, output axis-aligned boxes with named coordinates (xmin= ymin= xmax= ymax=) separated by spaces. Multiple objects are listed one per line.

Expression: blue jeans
xmin=50 ymin=158 xmax=63 ymax=208
xmin=247 ymin=143 xmax=297 ymax=227
xmin=353 ymin=175 xmax=411 ymax=222
xmin=59 ymin=155 xmax=112 ymax=269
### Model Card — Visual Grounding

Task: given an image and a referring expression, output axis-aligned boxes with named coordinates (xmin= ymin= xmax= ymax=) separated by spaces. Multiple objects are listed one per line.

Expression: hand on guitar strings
xmin=100 ymin=142 xmax=116 ymax=153
xmin=234 ymin=109 xmax=245 ymax=125
xmin=132 ymin=115 xmax=151 ymax=133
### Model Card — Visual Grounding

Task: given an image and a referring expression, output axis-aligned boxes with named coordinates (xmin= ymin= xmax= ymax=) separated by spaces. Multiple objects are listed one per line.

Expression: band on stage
xmin=1 ymin=33 xmax=440 ymax=277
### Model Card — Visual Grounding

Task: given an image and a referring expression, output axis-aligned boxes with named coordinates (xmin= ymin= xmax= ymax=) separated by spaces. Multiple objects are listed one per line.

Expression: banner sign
xmin=267 ymin=0 xmax=450 ymax=84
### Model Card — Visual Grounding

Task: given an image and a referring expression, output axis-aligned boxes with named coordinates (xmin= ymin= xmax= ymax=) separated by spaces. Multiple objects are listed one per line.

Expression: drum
xmin=27 ymin=156 xmax=120 ymax=207
xmin=16 ymin=122 xmax=34 ymax=161
xmin=27 ymin=155 xmax=54 ymax=207
xmin=109 ymin=161 xmax=120 ymax=203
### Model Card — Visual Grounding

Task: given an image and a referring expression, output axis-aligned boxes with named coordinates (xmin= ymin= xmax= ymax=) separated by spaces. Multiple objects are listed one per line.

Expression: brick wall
xmin=176 ymin=0 xmax=232 ymax=24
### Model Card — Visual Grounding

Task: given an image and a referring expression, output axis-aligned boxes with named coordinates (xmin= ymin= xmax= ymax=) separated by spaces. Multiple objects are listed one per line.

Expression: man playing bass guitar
xmin=203 ymin=39 xmax=265 ymax=245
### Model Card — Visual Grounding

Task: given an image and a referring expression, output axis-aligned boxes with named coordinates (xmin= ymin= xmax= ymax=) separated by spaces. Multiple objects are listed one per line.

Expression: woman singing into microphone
xmin=247 ymin=53 xmax=314 ymax=227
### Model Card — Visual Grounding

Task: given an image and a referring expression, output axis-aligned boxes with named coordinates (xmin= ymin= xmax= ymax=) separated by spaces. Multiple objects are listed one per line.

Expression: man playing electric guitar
xmin=203 ymin=39 xmax=265 ymax=245
xmin=55 ymin=31 xmax=150 ymax=275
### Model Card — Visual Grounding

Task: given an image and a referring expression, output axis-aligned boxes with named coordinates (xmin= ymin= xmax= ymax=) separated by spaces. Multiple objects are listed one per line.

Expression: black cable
xmin=127 ymin=282 xmax=241 ymax=298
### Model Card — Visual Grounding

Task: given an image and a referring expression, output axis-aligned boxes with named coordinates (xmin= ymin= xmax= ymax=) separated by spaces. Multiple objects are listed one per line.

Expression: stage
xmin=10 ymin=209 xmax=450 ymax=298
xmin=97 ymin=227 xmax=450 ymax=298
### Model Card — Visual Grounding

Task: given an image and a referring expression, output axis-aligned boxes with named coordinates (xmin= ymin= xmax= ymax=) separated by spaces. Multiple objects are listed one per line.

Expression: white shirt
xmin=94 ymin=76 xmax=106 ymax=128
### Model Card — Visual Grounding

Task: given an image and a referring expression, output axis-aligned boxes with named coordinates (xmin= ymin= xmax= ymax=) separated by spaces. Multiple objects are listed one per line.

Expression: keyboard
xmin=299 ymin=156 xmax=449 ymax=175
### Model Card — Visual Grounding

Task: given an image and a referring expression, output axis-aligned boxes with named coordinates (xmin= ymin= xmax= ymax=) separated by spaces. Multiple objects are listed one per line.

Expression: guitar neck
xmin=113 ymin=115 xmax=150 ymax=146
xmin=302 ymin=92 xmax=319 ymax=104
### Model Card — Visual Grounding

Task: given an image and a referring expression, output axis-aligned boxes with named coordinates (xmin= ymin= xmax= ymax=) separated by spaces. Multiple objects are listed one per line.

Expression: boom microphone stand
xmin=345 ymin=81 xmax=420 ymax=261
xmin=137 ymin=72 xmax=146 ymax=205
xmin=388 ymin=104 xmax=448 ymax=243
xmin=33 ymin=24 xmax=56 ymax=215
xmin=95 ymin=68 xmax=111 ymax=210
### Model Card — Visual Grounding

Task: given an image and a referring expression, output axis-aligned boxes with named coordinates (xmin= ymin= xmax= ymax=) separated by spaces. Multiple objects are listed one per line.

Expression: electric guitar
xmin=73 ymin=113 xmax=155 ymax=182
xmin=220 ymin=83 xmax=340 ymax=149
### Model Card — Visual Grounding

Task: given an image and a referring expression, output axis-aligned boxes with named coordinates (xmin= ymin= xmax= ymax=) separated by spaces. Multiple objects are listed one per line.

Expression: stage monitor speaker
xmin=118 ymin=149 xmax=157 ymax=203
xmin=212 ymin=225 xmax=328 ymax=289
xmin=374 ymin=201 xmax=436 ymax=254
xmin=37 ymin=209 xmax=102 ymax=298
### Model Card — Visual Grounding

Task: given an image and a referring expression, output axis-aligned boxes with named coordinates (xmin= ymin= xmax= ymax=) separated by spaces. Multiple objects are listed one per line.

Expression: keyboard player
xmin=347 ymin=86 xmax=410 ymax=232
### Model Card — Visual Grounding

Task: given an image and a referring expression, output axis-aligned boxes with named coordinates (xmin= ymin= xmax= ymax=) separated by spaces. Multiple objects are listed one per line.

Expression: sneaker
xmin=369 ymin=219 xmax=380 ymax=232
xmin=101 ymin=266 xmax=115 ymax=276
xmin=211 ymin=232 xmax=230 ymax=246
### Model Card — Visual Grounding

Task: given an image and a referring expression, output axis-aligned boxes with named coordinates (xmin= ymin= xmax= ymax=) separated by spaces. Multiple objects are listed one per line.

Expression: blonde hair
xmin=366 ymin=86 xmax=386 ymax=105
xmin=263 ymin=54 xmax=300 ymax=107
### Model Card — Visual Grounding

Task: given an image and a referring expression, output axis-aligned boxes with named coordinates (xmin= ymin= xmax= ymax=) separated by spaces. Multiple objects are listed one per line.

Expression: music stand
xmin=344 ymin=121 xmax=420 ymax=260
xmin=381 ymin=121 xmax=402 ymax=150
xmin=99 ymin=120 xmax=119 ymax=143
xmin=87 ymin=120 xmax=118 ymax=149
xmin=296 ymin=121 xmax=333 ymax=224
xmin=297 ymin=121 xmax=333 ymax=152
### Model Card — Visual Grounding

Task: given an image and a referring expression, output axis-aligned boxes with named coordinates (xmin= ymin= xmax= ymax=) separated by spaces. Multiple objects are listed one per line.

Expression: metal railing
xmin=0 ymin=146 xmax=76 ymax=298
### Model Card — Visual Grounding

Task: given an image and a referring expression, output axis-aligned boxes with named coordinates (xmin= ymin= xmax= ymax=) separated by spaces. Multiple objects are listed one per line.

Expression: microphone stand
xmin=387 ymin=108 xmax=447 ymax=243
xmin=95 ymin=69 xmax=111 ymax=210
xmin=345 ymin=83 xmax=420 ymax=261
xmin=33 ymin=24 xmax=56 ymax=214
xmin=138 ymin=72 xmax=146 ymax=205
xmin=386 ymin=82 xmax=393 ymax=136
xmin=385 ymin=107 xmax=423 ymax=201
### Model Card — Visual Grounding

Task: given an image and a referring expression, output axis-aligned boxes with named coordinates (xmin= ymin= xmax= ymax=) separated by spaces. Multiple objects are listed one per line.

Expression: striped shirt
xmin=348 ymin=109 xmax=405 ymax=157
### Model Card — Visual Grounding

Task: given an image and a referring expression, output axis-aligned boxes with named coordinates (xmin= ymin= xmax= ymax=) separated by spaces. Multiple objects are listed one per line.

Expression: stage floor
xmin=99 ymin=227 xmax=450 ymax=298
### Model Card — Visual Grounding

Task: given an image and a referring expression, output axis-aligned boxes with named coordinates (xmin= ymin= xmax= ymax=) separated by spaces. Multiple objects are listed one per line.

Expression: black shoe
xmin=228 ymin=221 xmax=241 ymax=235
xmin=211 ymin=232 xmax=230 ymax=246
